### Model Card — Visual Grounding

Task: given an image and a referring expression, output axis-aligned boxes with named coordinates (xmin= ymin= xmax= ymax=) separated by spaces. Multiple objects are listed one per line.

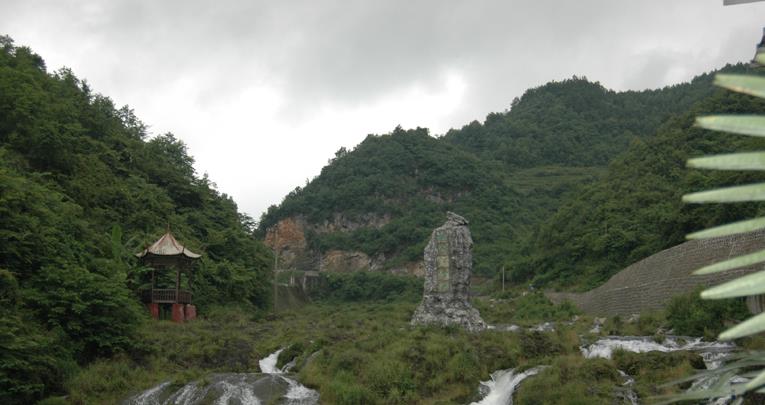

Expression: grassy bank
xmin=57 ymin=290 xmax=736 ymax=404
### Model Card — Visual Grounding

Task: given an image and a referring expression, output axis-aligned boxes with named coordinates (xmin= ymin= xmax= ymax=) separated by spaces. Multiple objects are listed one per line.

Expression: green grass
xmin=62 ymin=298 xmax=706 ymax=404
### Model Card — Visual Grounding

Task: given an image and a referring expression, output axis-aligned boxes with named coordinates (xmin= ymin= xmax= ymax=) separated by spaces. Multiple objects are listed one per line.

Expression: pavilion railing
xmin=140 ymin=289 xmax=192 ymax=304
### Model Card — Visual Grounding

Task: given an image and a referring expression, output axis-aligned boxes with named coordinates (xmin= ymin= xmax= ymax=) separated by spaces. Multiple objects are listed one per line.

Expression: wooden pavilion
xmin=136 ymin=231 xmax=200 ymax=322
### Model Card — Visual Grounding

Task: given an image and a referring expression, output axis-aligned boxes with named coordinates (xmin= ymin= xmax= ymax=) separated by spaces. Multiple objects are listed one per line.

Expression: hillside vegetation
xmin=0 ymin=37 xmax=272 ymax=403
xmin=509 ymin=82 xmax=765 ymax=290
xmin=258 ymin=71 xmax=732 ymax=277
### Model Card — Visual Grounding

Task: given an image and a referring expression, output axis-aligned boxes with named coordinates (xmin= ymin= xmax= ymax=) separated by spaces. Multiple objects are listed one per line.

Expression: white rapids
xmin=258 ymin=348 xmax=285 ymax=374
xmin=616 ymin=370 xmax=639 ymax=405
xmin=582 ymin=335 xmax=741 ymax=405
xmin=581 ymin=336 xmax=734 ymax=359
xmin=124 ymin=349 xmax=318 ymax=405
xmin=470 ymin=366 xmax=545 ymax=405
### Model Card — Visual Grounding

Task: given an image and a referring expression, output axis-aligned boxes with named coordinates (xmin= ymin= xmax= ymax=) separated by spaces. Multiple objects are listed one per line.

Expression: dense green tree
xmin=258 ymin=71 xmax=725 ymax=277
xmin=0 ymin=37 xmax=272 ymax=403
xmin=509 ymin=84 xmax=765 ymax=290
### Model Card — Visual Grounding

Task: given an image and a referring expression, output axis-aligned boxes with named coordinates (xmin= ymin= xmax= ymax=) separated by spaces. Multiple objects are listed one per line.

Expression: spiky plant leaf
xmin=714 ymin=74 xmax=765 ymax=98
xmin=689 ymin=152 xmax=765 ymax=170
xmin=683 ymin=183 xmax=765 ymax=203
xmin=719 ymin=311 xmax=765 ymax=340
xmin=659 ymin=50 xmax=765 ymax=403
xmin=687 ymin=217 xmax=765 ymax=239
xmin=695 ymin=116 xmax=765 ymax=138
xmin=693 ymin=247 xmax=765 ymax=274
xmin=746 ymin=369 xmax=765 ymax=390
xmin=701 ymin=270 xmax=765 ymax=299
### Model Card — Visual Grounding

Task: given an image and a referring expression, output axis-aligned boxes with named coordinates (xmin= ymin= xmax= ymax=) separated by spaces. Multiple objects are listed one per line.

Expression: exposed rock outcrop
xmin=388 ymin=261 xmax=425 ymax=277
xmin=264 ymin=217 xmax=310 ymax=270
xmin=411 ymin=212 xmax=486 ymax=332
xmin=264 ymin=214 xmax=423 ymax=275
xmin=321 ymin=250 xmax=374 ymax=273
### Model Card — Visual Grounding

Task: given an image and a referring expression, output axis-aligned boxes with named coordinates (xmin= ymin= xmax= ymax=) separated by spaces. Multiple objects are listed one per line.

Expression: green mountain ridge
xmin=258 ymin=70 xmax=731 ymax=278
xmin=510 ymin=83 xmax=765 ymax=290
xmin=3 ymin=34 xmax=764 ymax=404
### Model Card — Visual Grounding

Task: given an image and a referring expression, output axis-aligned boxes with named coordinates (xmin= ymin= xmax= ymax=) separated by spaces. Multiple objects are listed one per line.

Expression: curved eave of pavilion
xmin=135 ymin=251 xmax=201 ymax=259
xmin=135 ymin=232 xmax=201 ymax=259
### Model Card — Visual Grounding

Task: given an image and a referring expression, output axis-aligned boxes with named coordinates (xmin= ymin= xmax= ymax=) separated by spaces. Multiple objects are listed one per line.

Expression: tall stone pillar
xmin=411 ymin=212 xmax=486 ymax=332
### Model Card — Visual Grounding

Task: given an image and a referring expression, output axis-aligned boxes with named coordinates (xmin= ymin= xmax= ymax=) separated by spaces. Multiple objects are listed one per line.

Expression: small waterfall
xmin=258 ymin=348 xmax=284 ymax=374
xmin=129 ymin=381 xmax=172 ymax=405
xmin=581 ymin=336 xmax=734 ymax=359
xmin=258 ymin=348 xmax=319 ymax=404
xmin=283 ymin=378 xmax=320 ymax=405
xmin=214 ymin=379 xmax=260 ymax=405
xmin=123 ymin=349 xmax=318 ymax=405
xmin=470 ymin=366 xmax=545 ymax=405
xmin=582 ymin=336 xmax=740 ymax=405
xmin=616 ymin=370 xmax=639 ymax=405
xmin=686 ymin=349 xmax=749 ymax=405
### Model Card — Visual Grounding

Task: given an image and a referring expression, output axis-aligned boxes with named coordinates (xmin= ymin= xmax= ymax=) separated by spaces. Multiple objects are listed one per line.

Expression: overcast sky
xmin=1 ymin=0 xmax=764 ymax=220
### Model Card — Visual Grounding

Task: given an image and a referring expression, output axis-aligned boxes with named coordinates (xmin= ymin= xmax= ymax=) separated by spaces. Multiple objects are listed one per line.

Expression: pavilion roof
xmin=136 ymin=232 xmax=201 ymax=259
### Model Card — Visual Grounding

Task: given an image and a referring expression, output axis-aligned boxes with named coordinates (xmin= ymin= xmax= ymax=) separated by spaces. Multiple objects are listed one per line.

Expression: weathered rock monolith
xmin=411 ymin=212 xmax=486 ymax=332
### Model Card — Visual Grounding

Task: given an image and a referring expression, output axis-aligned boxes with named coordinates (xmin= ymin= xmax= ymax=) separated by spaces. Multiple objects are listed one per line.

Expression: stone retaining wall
xmin=546 ymin=229 xmax=765 ymax=316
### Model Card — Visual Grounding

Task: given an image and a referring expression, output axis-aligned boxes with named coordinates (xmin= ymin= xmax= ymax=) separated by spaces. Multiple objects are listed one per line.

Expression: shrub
xmin=665 ymin=287 xmax=749 ymax=338
xmin=310 ymin=272 xmax=421 ymax=302
xmin=515 ymin=355 xmax=619 ymax=405
xmin=519 ymin=331 xmax=563 ymax=358
xmin=512 ymin=293 xmax=579 ymax=323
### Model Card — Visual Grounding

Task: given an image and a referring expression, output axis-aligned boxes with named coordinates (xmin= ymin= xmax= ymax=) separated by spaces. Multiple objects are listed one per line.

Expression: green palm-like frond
xmin=687 ymin=217 xmax=765 ymax=240
xmin=660 ymin=68 xmax=765 ymax=402
xmin=696 ymin=116 xmax=765 ymax=138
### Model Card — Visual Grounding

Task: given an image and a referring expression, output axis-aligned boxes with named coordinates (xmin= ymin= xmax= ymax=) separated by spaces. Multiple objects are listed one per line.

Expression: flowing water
xmin=582 ymin=335 xmax=740 ymax=405
xmin=123 ymin=349 xmax=319 ymax=405
xmin=470 ymin=367 xmax=546 ymax=405
xmin=616 ymin=370 xmax=639 ymax=405
xmin=472 ymin=335 xmax=737 ymax=405
xmin=581 ymin=336 xmax=734 ymax=360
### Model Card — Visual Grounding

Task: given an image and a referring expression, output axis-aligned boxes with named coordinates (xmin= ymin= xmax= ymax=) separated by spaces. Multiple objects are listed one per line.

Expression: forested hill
xmin=260 ymin=127 xmax=524 ymax=274
xmin=258 ymin=71 xmax=722 ymax=277
xmin=443 ymin=75 xmax=716 ymax=168
xmin=508 ymin=79 xmax=765 ymax=291
xmin=0 ymin=37 xmax=272 ymax=403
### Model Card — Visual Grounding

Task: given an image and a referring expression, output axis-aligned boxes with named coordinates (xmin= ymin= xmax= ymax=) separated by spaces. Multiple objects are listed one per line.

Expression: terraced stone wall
xmin=546 ymin=230 xmax=765 ymax=316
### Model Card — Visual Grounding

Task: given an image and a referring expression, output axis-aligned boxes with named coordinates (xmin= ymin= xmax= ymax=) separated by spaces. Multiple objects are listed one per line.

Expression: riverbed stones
xmin=411 ymin=212 xmax=486 ymax=332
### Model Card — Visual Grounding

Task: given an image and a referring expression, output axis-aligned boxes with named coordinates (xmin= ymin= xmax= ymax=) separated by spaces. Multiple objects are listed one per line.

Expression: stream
xmin=473 ymin=325 xmax=739 ymax=405
xmin=123 ymin=349 xmax=319 ymax=405
xmin=126 ymin=330 xmax=742 ymax=404
xmin=470 ymin=367 xmax=545 ymax=405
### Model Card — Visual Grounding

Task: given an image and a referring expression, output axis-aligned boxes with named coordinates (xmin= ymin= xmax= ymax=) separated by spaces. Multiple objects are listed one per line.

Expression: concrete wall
xmin=546 ymin=229 xmax=765 ymax=316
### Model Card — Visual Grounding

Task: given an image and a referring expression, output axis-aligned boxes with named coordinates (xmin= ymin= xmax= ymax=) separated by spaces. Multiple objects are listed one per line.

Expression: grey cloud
xmin=2 ymin=0 xmax=764 ymax=216
xmin=9 ymin=0 xmax=760 ymax=124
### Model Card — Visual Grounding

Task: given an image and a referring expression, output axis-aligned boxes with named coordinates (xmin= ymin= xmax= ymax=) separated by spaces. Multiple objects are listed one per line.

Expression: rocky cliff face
xmin=263 ymin=214 xmax=424 ymax=275
xmin=321 ymin=250 xmax=376 ymax=273
xmin=264 ymin=217 xmax=310 ymax=269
